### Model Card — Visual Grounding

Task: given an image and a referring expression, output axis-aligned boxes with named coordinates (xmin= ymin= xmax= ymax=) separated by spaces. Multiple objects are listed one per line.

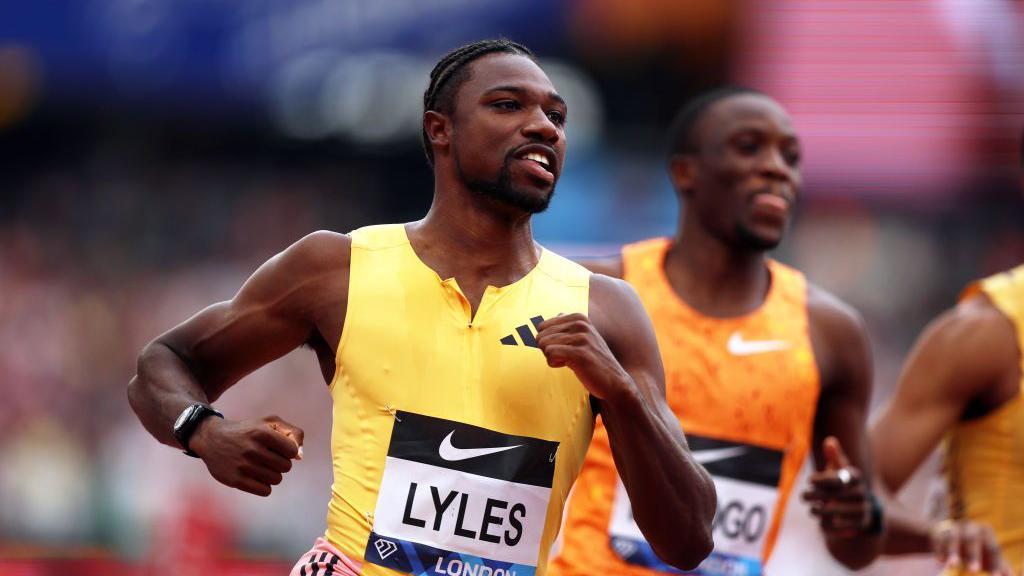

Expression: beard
xmin=734 ymin=221 xmax=784 ymax=251
xmin=458 ymin=154 xmax=554 ymax=215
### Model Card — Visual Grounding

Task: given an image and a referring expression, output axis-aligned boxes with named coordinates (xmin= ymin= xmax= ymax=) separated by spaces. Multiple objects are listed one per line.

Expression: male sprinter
xmin=127 ymin=40 xmax=715 ymax=576
xmin=871 ymin=131 xmax=1024 ymax=576
xmin=550 ymin=87 xmax=883 ymax=576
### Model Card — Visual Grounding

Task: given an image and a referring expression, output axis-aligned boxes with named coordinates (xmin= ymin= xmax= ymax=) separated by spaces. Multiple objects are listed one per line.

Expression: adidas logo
xmin=500 ymin=315 xmax=545 ymax=348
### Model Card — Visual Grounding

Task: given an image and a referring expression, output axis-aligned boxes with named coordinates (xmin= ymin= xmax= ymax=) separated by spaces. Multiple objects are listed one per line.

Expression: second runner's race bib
xmin=608 ymin=434 xmax=784 ymax=576
xmin=365 ymin=411 xmax=559 ymax=576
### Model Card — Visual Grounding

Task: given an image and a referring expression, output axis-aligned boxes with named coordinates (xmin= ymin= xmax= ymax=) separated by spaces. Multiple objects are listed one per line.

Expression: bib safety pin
xmin=381 ymin=404 xmax=402 ymax=422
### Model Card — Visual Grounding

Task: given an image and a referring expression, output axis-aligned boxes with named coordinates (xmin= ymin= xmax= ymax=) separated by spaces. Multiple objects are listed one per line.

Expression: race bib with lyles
xmin=365 ymin=411 xmax=559 ymax=576
xmin=608 ymin=435 xmax=784 ymax=576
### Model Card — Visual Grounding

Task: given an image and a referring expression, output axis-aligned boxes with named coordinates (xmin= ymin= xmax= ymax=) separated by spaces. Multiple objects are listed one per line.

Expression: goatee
xmin=735 ymin=223 xmax=782 ymax=251
xmin=461 ymin=157 xmax=554 ymax=214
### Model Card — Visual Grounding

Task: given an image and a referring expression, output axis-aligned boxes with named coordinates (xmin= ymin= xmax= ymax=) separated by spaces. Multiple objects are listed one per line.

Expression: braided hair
xmin=421 ymin=39 xmax=536 ymax=167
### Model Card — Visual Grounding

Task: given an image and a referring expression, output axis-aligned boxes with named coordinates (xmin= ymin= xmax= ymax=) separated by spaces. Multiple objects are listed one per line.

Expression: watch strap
xmin=865 ymin=491 xmax=884 ymax=536
xmin=174 ymin=403 xmax=223 ymax=458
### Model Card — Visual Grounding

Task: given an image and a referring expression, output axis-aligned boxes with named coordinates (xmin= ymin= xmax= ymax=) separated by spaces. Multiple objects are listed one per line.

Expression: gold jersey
xmin=945 ymin=264 xmax=1024 ymax=575
xmin=324 ymin=224 xmax=595 ymax=576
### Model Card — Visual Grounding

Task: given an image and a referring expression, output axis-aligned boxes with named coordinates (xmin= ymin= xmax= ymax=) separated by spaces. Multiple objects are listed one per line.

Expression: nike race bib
xmin=608 ymin=435 xmax=784 ymax=576
xmin=365 ymin=411 xmax=559 ymax=576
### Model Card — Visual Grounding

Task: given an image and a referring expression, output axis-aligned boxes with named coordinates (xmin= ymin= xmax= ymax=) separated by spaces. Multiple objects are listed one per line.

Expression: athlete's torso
xmin=326 ymin=224 xmax=595 ymax=576
xmin=551 ymin=237 xmax=820 ymax=576
xmin=945 ymin=264 xmax=1024 ymax=574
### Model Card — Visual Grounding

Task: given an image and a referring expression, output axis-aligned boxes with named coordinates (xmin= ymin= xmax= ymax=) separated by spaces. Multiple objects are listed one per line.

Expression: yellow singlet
xmin=550 ymin=237 xmax=820 ymax=576
xmin=944 ymin=264 xmax=1024 ymax=575
xmin=323 ymin=224 xmax=595 ymax=576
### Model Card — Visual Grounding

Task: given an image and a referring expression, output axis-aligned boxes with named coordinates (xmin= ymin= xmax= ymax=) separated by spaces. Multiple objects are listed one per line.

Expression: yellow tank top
xmin=550 ymin=238 xmax=820 ymax=576
xmin=324 ymin=224 xmax=595 ymax=576
xmin=944 ymin=264 xmax=1024 ymax=574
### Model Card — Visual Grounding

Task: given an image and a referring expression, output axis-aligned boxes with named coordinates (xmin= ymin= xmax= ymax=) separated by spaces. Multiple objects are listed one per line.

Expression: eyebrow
xmin=483 ymin=85 xmax=566 ymax=107
xmin=731 ymin=124 xmax=800 ymax=141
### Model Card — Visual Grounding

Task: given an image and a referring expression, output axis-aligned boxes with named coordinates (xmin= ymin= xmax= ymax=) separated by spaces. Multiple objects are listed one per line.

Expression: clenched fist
xmin=190 ymin=414 xmax=304 ymax=497
xmin=536 ymin=313 xmax=630 ymax=400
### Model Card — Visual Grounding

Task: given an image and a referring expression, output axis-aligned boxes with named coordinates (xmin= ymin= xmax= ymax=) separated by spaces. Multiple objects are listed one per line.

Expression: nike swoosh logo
xmin=726 ymin=331 xmax=791 ymax=356
xmin=438 ymin=431 xmax=522 ymax=461
xmin=692 ymin=446 xmax=748 ymax=465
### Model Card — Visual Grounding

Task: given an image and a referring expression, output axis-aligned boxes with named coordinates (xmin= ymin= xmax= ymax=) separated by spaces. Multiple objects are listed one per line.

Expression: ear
xmin=669 ymin=154 xmax=697 ymax=198
xmin=424 ymin=110 xmax=452 ymax=159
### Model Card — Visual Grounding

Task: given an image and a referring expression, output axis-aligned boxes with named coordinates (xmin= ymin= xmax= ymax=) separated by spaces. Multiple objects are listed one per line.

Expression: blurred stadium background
xmin=0 ymin=1 xmax=1022 ymax=574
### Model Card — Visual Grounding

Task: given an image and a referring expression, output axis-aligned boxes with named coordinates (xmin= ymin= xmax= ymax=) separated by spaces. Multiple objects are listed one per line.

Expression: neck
xmin=406 ymin=172 xmax=540 ymax=307
xmin=664 ymin=207 xmax=772 ymax=318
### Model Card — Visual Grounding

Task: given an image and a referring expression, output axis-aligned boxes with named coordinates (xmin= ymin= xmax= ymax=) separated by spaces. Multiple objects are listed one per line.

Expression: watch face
xmin=174 ymin=405 xmax=196 ymax=430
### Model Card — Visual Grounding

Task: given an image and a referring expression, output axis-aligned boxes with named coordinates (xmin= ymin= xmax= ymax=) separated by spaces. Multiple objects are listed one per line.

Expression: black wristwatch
xmin=865 ymin=491 xmax=885 ymax=536
xmin=173 ymin=403 xmax=224 ymax=458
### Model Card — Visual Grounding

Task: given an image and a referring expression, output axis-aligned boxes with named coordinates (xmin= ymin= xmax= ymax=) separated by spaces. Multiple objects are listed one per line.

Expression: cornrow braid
xmin=421 ymin=39 xmax=536 ymax=167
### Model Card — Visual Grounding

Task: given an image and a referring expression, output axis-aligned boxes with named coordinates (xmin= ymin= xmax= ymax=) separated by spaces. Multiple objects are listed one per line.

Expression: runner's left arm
xmin=871 ymin=296 xmax=1017 ymax=575
xmin=536 ymin=274 xmax=716 ymax=571
xmin=802 ymin=288 xmax=882 ymax=569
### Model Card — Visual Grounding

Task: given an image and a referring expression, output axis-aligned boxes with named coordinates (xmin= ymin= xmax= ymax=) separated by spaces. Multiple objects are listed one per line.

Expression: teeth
xmin=523 ymin=152 xmax=549 ymax=167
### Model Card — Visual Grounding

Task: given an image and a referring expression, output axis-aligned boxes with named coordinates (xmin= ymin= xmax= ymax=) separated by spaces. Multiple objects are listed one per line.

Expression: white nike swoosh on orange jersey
xmin=691 ymin=446 xmax=748 ymax=465
xmin=726 ymin=331 xmax=792 ymax=356
xmin=438 ymin=431 xmax=522 ymax=461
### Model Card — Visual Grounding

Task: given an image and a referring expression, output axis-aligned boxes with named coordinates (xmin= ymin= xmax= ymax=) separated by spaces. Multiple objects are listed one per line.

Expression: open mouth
xmin=513 ymin=145 xmax=557 ymax=178
xmin=749 ymin=193 xmax=791 ymax=219
xmin=522 ymin=152 xmax=551 ymax=171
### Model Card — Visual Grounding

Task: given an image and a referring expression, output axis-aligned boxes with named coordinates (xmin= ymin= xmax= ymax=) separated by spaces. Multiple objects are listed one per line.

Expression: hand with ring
xmin=802 ymin=436 xmax=873 ymax=539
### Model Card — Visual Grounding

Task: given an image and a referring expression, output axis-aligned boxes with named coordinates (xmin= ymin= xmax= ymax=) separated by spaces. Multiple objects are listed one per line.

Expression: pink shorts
xmin=290 ymin=537 xmax=362 ymax=576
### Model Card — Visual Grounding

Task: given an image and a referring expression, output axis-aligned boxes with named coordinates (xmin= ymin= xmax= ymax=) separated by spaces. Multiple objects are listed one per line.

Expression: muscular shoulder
xmin=590 ymin=273 xmax=640 ymax=313
xmin=278 ymin=230 xmax=351 ymax=276
xmin=588 ymin=272 xmax=665 ymax=394
xmin=916 ymin=293 xmax=1018 ymax=392
xmin=806 ymin=283 xmax=868 ymax=348
xmin=942 ymin=293 xmax=1015 ymax=352
xmin=577 ymin=256 xmax=624 ymax=279
xmin=235 ymin=230 xmax=350 ymax=313
xmin=806 ymin=283 xmax=872 ymax=394
xmin=588 ymin=273 xmax=647 ymax=346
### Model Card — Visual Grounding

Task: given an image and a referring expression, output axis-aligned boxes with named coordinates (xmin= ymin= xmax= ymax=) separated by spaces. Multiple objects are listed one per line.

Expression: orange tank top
xmin=549 ymin=238 xmax=820 ymax=576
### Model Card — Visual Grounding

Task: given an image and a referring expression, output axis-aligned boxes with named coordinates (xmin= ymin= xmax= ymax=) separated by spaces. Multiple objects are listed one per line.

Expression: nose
xmin=760 ymin=147 xmax=793 ymax=182
xmin=522 ymin=107 xmax=560 ymax=145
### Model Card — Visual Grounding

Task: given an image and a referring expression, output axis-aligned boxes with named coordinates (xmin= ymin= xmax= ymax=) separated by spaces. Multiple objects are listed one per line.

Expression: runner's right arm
xmin=802 ymin=286 xmax=882 ymax=569
xmin=127 ymin=231 xmax=350 ymax=496
xmin=871 ymin=295 xmax=1017 ymax=574
xmin=537 ymin=274 xmax=716 ymax=570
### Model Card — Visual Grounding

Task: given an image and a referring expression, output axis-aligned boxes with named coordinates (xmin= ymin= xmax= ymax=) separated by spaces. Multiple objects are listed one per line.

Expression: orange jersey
xmin=550 ymin=238 xmax=820 ymax=576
